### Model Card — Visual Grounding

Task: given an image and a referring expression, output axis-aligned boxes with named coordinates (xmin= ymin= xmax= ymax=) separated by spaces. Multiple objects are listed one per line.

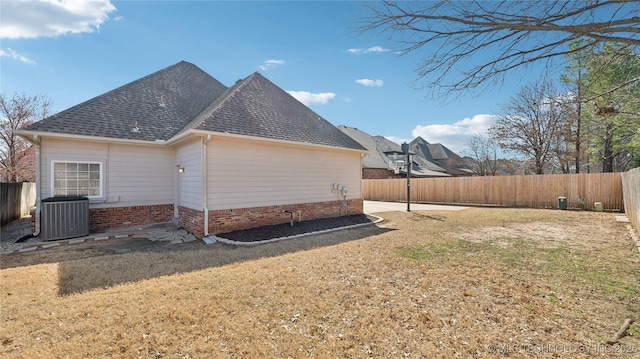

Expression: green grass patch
xmin=629 ymin=322 xmax=640 ymax=339
xmin=397 ymin=240 xmax=478 ymax=260
xmin=398 ymin=237 xmax=638 ymax=302
xmin=397 ymin=243 xmax=453 ymax=260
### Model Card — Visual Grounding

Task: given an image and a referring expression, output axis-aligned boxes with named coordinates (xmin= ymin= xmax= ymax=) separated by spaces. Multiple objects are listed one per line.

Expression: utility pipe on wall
xmin=33 ymin=135 xmax=41 ymax=236
xmin=332 ymin=183 xmax=350 ymax=216
xmin=284 ymin=210 xmax=294 ymax=226
xmin=202 ymin=135 xmax=211 ymax=237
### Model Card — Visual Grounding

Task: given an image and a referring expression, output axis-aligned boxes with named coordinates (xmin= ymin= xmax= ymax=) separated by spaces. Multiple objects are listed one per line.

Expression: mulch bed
xmin=217 ymin=214 xmax=378 ymax=242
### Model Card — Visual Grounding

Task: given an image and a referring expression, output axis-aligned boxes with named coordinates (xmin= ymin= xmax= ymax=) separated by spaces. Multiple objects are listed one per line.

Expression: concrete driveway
xmin=364 ymin=200 xmax=469 ymax=214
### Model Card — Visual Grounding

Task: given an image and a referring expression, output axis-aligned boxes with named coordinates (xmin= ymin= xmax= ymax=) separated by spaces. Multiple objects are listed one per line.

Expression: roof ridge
xmin=180 ymin=73 xmax=257 ymax=132
xmin=188 ymin=72 xmax=366 ymax=150
xmin=411 ymin=136 xmax=429 ymax=144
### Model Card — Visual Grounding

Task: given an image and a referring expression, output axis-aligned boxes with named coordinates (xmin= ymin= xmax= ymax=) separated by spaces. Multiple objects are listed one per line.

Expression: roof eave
xmin=15 ymin=128 xmax=370 ymax=155
xmin=14 ymin=130 xmax=168 ymax=146
xmin=167 ymin=129 xmax=369 ymax=154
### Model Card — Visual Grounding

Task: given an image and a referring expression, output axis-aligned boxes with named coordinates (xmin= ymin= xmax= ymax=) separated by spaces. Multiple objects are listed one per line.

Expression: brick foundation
xmin=30 ymin=204 xmax=173 ymax=235
xmin=178 ymin=206 xmax=206 ymax=239
xmin=89 ymin=204 xmax=174 ymax=232
xmin=178 ymin=199 xmax=364 ymax=237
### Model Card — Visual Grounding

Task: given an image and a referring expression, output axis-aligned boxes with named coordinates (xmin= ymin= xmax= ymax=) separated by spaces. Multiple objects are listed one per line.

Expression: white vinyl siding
xmin=206 ymin=136 xmax=362 ymax=210
xmin=106 ymin=144 xmax=175 ymax=206
xmin=38 ymin=135 xmax=363 ymax=213
xmin=175 ymin=138 xmax=202 ymax=210
xmin=40 ymin=138 xmax=175 ymax=208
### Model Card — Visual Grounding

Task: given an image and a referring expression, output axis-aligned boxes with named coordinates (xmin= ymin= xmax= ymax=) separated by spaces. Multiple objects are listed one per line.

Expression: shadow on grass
xmin=55 ymin=224 xmax=393 ymax=296
xmin=408 ymin=212 xmax=447 ymax=222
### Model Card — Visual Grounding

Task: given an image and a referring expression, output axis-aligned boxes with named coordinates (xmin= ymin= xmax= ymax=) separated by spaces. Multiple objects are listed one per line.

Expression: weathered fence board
xmin=621 ymin=168 xmax=639 ymax=232
xmin=363 ymin=173 xmax=624 ymax=211
xmin=1 ymin=182 xmax=36 ymax=227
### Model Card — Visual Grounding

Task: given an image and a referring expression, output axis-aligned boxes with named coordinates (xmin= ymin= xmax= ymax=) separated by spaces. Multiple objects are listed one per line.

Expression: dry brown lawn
xmin=1 ymin=208 xmax=639 ymax=358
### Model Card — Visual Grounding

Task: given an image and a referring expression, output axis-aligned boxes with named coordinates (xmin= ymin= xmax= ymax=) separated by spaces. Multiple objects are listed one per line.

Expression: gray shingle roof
xmin=21 ymin=62 xmax=366 ymax=151
xmin=25 ymin=61 xmax=228 ymax=141
xmin=190 ymin=73 xmax=366 ymax=150
xmin=372 ymin=136 xmax=403 ymax=154
xmin=410 ymin=137 xmax=472 ymax=176
xmin=337 ymin=126 xmax=394 ymax=168
xmin=427 ymin=143 xmax=461 ymax=160
xmin=409 ymin=137 xmax=447 ymax=172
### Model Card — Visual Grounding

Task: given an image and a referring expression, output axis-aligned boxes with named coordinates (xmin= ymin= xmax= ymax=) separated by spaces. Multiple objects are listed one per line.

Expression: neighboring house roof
xmin=336 ymin=126 xmax=393 ymax=168
xmin=427 ymin=143 xmax=461 ymax=161
xmin=20 ymin=61 xmax=366 ymax=152
xmin=402 ymin=163 xmax=451 ymax=177
xmin=409 ymin=137 xmax=435 ymax=162
xmin=412 ymin=156 xmax=447 ymax=172
xmin=371 ymin=135 xmax=402 ymax=155
xmin=338 ymin=125 xmax=450 ymax=177
xmin=410 ymin=137 xmax=473 ymax=176
xmin=407 ymin=137 xmax=447 ymax=172
xmin=371 ymin=136 xmax=449 ymax=175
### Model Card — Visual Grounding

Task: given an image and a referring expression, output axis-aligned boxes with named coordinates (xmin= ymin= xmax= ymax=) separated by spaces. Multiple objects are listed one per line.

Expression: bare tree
xmin=490 ymin=81 xmax=569 ymax=174
xmin=465 ymin=133 xmax=499 ymax=176
xmin=550 ymin=126 xmax=575 ymax=174
xmin=560 ymin=38 xmax=596 ymax=173
xmin=0 ymin=93 xmax=51 ymax=182
xmin=358 ymin=1 xmax=640 ymax=99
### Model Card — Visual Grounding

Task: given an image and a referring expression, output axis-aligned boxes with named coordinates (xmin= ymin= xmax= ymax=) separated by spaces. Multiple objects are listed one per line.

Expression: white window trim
xmin=50 ymin=160 xmax=104 ymax=199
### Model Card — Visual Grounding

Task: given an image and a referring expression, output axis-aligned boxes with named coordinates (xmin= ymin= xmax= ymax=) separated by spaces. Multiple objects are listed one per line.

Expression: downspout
xmin=202 ymin=135 xmax=211 ymax=237
xmin=33 ymin=135 xmax=41 ymax=236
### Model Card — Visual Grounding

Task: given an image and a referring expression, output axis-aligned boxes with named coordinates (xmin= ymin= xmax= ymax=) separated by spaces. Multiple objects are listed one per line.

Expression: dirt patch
xmin=452 ymin=220 xmax=611 ymax=248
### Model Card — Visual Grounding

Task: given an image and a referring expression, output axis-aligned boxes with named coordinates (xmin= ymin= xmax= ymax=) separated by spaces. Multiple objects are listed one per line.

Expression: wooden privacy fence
xmin=362 ymin=173 xmax=624 ymax=211
xmin=1 ymin=182 xmax=36 ymax=227
xmin=621 ymin=168 xmax=639 ymax=231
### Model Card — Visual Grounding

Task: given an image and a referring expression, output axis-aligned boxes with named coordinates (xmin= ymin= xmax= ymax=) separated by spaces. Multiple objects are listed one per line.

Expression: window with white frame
xmin=52 ymin=161 xmax=102 ymax=198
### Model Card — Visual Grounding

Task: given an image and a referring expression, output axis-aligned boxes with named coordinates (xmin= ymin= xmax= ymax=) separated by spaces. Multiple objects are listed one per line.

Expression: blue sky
xmin=1 ymin=0 xmax=531 ymax=155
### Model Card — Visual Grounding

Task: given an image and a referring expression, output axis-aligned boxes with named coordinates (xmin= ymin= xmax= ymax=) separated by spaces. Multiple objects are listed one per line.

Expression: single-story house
xmin=17 ymin=61 xmax=367 ymax=238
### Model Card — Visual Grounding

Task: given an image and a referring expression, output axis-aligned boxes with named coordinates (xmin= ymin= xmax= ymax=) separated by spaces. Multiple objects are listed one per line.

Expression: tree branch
xmin=357 ymin=0 xmax=640 ymax=99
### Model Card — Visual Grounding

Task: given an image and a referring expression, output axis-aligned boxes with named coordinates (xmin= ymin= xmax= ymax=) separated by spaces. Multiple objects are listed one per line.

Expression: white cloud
xmin=356 ymin=78 xmax=383 ymax=87
xmin=410 ymin=114 xmax=498 ymax=154
xmin=0 ymin=48 xmax=35 ymax=64
xmin=346 ymin=46 xmax=390 ymax=55
xmin=385 ymin=136 xmax=413 ymax=145
xmin=287 ymin=91 xmax=336 ymax=106
xmin=0 ymin=0 xmax=117 ymax=39
xmin=259 ymin=59 xmax=286 ymax=71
